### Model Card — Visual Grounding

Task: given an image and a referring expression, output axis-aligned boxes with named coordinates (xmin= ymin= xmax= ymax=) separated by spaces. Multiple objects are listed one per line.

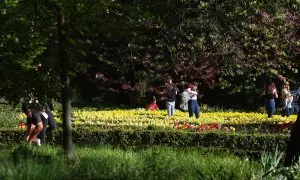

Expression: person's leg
xmin=290 ymin=105 xmax=295 ymax=115
xmin=282 ymin=99 xmax=288 ymax=117
xmin=287 ymin=101 xmax=292 ymax=117
xmin=296 ymin=105 xmax=300 ymax=114
xmin=38 ymin=117 xmax=48 ymax=144
xmin=166 ymin=102 xmax=171 ymax=116
xmin=286 ymin=101 xmax=291 ymax=117
xmin=28 ymin=122 xmax=43 ymax=144
xmin=270 ymin=100 xmax=275 ymax=118
xmin=26 ymin=125 xmax=35 ymax=142
xmin=266 ymin=100 xmax=271 ymax=118
xmin=46 ymin=113 xmax=56 ymax=134
xmin=170 ymin=101 xmax=175 ymax=116
xmin=195 ymin=102 xmax=200 ymax=119
xmin=188 ymin=100 xmax=193 ymax=118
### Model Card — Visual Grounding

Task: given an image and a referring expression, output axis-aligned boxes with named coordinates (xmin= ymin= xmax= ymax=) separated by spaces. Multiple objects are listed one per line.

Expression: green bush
xmin=0 ymin=128 xmax=289 ymax=153
xmin=0 ymin=104 xmax=21 ymax=128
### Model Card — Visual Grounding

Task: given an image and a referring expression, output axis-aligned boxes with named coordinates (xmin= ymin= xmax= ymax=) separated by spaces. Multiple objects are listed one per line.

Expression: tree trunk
xmin=57 ymin=5 xmax=73 ymax=158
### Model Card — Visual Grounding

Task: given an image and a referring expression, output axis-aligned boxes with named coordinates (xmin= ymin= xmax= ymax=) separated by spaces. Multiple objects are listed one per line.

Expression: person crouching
xmin=146 ymin=97 xmax=159 ymax=110
xmin=24 ymin=108 xmax=43 ymax=145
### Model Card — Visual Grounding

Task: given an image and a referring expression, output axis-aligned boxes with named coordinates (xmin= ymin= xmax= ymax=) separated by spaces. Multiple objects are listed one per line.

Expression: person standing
xmin=263 ymin=82 xmax=278 ymax=118
xmin=187 ymin=83 xmax=200 ymax=119
xmin=180 ymin=84 xmax=191 ymax=112
xmin=290 ymin=87 xmax=300 ymax=115
xmin=281 ymin=82 xmax=293 ymax=117
xmin=164 ymin=77 xmax=177 ymax=116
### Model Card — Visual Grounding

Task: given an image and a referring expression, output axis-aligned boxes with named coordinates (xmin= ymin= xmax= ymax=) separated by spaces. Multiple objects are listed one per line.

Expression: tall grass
xmin=0 ymin=145 xmax=262 ymax=180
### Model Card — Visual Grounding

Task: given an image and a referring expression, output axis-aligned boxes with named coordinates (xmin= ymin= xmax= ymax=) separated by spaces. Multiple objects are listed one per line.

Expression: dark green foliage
xmin=0 ymin=128 xmax=289 ymax=152
xmin=1 ymin=0 xmax=300 ymax=109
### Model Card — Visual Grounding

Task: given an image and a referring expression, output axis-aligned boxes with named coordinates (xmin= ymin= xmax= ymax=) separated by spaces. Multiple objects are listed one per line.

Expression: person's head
xmin=184 ymin=84 xmax=190 ymax=90
xmin=190 ymin=82 xmax=198 ymax=91
xmin=165 ymin=76 xmax=172 ymax=84
xmin=25 ymin=109 xmax=32 ymax=118
xmin=152 ymin=96 xmax=157 ymax=103
xmin=266 ymin=82 xmax=275 ymax=90
xmin=44 ymin=103 xmax=51 ymax=113
xmin=284 ymin=81 xmax=289 ymax=89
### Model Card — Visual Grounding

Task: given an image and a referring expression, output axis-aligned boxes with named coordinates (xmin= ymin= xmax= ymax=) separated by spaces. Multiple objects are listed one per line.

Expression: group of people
xmin=264 ymin=81 xmax=300 ymax=118
xmin=22 ymin=102 xmax=56 ymax=146
xmin=145 ymin=77 xmax=202 ymax=119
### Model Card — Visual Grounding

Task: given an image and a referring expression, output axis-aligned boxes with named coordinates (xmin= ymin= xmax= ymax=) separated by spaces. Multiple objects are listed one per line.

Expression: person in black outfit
xmin=263 ymin=82 xmax=278 ymax=118
xmin=164 ymin=77 xmax=177 ymax=116
xmin=38 ymin=104 xmax=57 ymax=144
xmin=290 ymin=87 xmax=300 ymax=115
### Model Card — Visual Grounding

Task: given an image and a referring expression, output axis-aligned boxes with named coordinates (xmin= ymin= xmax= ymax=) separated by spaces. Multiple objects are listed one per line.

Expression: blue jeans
xmin=266 ymin=99 xmax=275 ymax=118
xmin=188 ymin=100 xmax=200 ymax=119
xmin=166 ymin=101 xmax=175 ymax=116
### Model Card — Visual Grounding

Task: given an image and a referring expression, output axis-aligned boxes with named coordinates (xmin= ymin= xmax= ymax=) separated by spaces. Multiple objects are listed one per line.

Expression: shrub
xmin=0 ymin=128 xmax=289 ymax=153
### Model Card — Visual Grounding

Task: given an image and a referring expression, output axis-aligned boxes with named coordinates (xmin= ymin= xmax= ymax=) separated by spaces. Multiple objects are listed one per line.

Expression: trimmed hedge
xmin=0 ymin=128 xmax=290 ymax=152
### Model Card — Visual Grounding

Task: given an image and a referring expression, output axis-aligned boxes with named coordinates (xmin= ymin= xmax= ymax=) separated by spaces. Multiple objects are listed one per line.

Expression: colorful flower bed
xmin=16 ymin=107 xmax=297 ymax=134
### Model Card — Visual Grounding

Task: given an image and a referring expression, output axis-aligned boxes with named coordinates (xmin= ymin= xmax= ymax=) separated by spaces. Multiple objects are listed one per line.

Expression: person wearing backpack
xmin=38 ymin=104 xmax=57 ymax=144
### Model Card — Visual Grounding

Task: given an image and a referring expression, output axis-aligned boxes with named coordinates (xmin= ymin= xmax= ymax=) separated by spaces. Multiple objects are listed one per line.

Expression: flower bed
xmin=15 ymin=107 xmax=297 ymax=134
xmin=60 ymin=108 xmax=297 ymax=134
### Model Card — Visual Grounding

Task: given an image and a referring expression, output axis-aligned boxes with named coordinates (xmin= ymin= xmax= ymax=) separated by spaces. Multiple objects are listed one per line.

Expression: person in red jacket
xmin=146 ymin=97 xmax=159 ymax=110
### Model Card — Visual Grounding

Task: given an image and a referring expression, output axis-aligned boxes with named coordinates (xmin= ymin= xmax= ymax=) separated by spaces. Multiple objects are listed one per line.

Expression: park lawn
xmin=0 ymin=144 xmax=262 ymax=180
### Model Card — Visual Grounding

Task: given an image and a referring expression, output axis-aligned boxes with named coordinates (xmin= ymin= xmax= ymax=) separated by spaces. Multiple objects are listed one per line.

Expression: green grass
xmin=0 ymin=145 xmax=262 ymax=180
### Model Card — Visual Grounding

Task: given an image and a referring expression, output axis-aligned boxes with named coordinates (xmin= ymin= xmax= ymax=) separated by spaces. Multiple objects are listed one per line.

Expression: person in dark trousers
xmin=290 ymin=87 xmax=300 ymax=115
xmin=164 ymin=77 xmax=177 ymax=116
xmin=187 ymin=83 xmax=200 ymax=119
xmin=263 ymin=82 xmax=278 ymax=118
xmin=38 ymin=104 xmax=56 ymax=144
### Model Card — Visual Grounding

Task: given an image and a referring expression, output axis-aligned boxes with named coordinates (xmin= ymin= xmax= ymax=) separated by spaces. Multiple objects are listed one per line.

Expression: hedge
xmin=0 ymin=128 xmax=290 ymax=152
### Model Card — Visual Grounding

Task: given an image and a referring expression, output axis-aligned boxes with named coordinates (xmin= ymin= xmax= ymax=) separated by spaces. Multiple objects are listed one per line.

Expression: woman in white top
xmin=281 ymin=81 xmax=293 ymax=117
xmin=180 ymin=85 xmax=190 ymax=111
xmin=187 ymin=83 xmax=200 ymax=119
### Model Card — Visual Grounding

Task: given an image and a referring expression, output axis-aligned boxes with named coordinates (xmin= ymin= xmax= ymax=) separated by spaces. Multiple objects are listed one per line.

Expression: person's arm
xmin=25 ymin=124 xmax=31 ymax=141
xmin=188 ymin=89 xmax=198 ymax=96
xmin=273 ymin=89 xmax=278 ymax=98
xmin=262 ymin=89 xmax=266 ymax=96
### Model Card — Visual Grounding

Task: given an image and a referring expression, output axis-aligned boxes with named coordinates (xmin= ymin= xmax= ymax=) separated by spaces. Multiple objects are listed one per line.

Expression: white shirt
xmin=188 ymin=89 xmax=198 ymax=100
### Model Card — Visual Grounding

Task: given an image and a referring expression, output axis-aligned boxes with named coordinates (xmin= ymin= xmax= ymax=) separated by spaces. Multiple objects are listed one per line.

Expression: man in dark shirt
xmin=164 ymin=77 xmax=177 ymax=116
xmin=25 ymin=109 xmax=43 ymax=145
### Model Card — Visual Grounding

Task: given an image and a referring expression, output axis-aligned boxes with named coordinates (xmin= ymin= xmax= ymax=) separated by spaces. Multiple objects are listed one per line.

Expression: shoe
xmin=34 ymin=138 xmax=41 ymax=146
